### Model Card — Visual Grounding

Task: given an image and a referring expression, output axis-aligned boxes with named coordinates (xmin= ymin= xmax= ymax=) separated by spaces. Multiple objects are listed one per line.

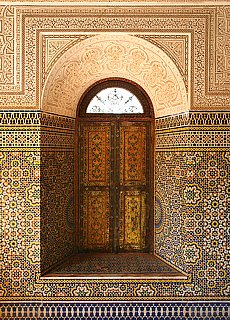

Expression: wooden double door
xmin=78 ymin=118 xmax=152 ymax=253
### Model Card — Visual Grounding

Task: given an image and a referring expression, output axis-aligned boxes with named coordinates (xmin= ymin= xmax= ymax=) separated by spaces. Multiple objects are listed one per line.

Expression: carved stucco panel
xmin=0 ymin=5 xmax=20 ymax=92
xmin=42 ymin=34 xmax=188 ymax=118
xmin=0 ymin=5 xmax=229 ymax=111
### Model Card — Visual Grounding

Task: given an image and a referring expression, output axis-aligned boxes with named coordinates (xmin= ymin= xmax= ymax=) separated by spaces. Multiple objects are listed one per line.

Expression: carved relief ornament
xmin=42 ymin=34 xmax=188 ymax=118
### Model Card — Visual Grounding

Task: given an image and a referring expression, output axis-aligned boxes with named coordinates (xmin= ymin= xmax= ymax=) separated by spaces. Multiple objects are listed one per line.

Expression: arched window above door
xmin=86 ymin=87 xmax=144 ymax=114
xmin=78 ymin=79 xmax=152 ymax=117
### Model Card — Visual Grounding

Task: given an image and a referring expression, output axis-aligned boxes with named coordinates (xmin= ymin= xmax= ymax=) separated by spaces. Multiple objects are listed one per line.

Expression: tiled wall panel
xmin=1 ymin=111 xmax=229 ymax=301
xmin=40 ymin=150 xmax=75 ymax=273
xmin=40 ymin=113 xmax=75 ymax=272
xmin=0 ymin=150 xmax=40 ymax=297
xmin=155 ymin=112 xmax=230 ymax=298
xmin=0 ymin=111 xmax=229 ymax=320
xmin=0 ymin=111 xmax=40 ymax=297
xmin=155 ymin=150 xmax=229 ymax=297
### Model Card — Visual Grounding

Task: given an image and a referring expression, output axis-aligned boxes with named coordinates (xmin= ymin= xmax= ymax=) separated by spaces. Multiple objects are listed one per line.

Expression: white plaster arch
xmin=41 ymin=34 xmax=189 ymax=118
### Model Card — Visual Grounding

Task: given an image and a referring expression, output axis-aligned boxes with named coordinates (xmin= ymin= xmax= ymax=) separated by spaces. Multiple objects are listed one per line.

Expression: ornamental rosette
xmin=176 ymin=284 xmax=203 ymax=297
xmin=26 ymin=243 xmax=40 ymax=264
xmin=72 ymin=285 xmax=92 ymax=297
xmin=100 ymin=284 xmax=128 ymax=297
xmin=183 ymin=242 xmax=201 ymax=264
xmin=26 ymin=184 xmax=40 ymax=206
xmin=135 ymin=284 xmax=157 ymax=297
xmin=183 ymin=184 xmax=202 ymax=206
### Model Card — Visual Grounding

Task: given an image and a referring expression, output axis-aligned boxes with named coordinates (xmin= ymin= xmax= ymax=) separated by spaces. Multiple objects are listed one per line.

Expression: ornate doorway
xmin=77 ymin=80 xmax=154 ymax=254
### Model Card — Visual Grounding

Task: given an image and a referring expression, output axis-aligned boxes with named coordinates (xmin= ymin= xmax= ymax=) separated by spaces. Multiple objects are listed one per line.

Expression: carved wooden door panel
xmin=78 ymin=120 xmax=151 ymax=253
xmin=118 ymin=122 xmax=150 ymax=252
xmin=78 ymin=122 xmax=113 ymax=252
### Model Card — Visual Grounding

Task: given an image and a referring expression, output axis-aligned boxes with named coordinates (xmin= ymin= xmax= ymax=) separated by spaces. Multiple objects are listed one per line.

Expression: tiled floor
xmin=43 ymin=253 xmax=186 ymax=279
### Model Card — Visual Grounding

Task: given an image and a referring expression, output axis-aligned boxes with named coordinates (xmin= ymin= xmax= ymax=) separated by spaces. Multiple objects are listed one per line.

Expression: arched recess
xmin=40 ymin=34 xmax=189 ymax=277
xmin=41 ymin=34 xmax=189 ymax=118
xmin=76 ymin=78 xmax=155 ymax=254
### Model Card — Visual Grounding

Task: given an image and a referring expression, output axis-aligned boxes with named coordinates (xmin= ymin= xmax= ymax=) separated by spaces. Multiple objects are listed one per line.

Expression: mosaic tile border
xmin=0 ymin=111 xmax=75 ymax=150
xmin=41 ymin=112 xmax=75 ymax=149
xmin=155 ymin=129 xmax=230 ymax=150
xmin=155 ymin=112 xmax=230 ymax=150
xmin=1 ymin=110 xmax=230 ymax=150
xmin=0 ymin=301 xmax=229 ymax=320
xmin=0 ymin=111 xmax=40 ymax=126
xmin=0 ymin=129 xmax=40 ymax=150
xmin=0 ymin=111 xmax=75 ymax=127
xmin=41 ymin=112 xmax=75 ymax=130
xmin=2 ymin=111 xmax=230 ymax=127
xmin=155 ymin=112 xmax=230 ymax=129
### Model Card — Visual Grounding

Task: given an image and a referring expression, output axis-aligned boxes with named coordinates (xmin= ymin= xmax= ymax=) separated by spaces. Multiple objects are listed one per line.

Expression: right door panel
xmin=118 ymin=122 xmax=150 ymax=252
xmin=119 ymin=190 xmax=147 ymax=251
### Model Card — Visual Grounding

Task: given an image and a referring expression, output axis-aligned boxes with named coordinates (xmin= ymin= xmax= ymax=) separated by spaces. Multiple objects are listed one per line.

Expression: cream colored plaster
xmin=42 ymin=34 xmax=188 ymax=118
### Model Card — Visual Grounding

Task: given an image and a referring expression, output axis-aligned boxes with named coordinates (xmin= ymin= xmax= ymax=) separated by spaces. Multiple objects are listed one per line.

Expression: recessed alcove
xmin=42 ymin=253 xmax=187 ymax=279
xmin=41 ymin=79 xmax=187 ymax=281
xmin=40 ymin=33 xmax=190 ymax=280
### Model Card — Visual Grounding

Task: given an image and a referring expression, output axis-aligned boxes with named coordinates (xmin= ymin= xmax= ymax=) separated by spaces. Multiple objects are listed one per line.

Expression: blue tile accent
xmin=0 ymin=302 xmax=229 ymax=320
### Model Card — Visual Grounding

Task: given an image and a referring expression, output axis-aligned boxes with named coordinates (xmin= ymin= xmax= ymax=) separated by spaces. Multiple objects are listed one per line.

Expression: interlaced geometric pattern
xmin=0 ymin=111 xmax=229 ymax=306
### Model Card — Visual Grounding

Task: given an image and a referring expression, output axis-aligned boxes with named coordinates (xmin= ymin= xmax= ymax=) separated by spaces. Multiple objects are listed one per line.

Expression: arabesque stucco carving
xmin=42 ymin=34 xmax=188 ymax=118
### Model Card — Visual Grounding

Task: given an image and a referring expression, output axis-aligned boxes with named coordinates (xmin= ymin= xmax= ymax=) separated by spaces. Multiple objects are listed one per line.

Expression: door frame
xmin=75 ymin=78 xmax=155 ymax=254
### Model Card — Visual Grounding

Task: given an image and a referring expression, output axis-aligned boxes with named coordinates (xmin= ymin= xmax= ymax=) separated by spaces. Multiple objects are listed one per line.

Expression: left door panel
xmin=78 ymin=123 xmax=113 ymax=252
